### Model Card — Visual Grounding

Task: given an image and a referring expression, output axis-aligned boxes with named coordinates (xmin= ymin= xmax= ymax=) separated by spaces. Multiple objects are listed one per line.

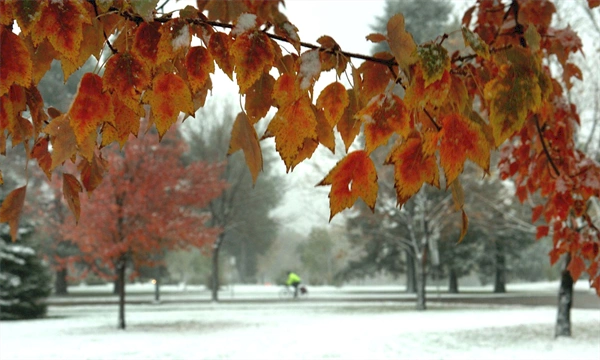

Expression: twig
xmin=535 ymin=115 xmax=561 ymax=177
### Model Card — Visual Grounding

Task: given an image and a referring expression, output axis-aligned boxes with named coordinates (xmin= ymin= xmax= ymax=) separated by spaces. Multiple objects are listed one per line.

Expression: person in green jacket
xmin=286 ymin=271 xmax=302 ymax=298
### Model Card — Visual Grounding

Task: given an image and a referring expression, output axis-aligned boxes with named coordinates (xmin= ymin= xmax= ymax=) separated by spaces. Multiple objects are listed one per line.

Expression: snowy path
xmin=1 ymin=301 xmax=599 ymax=359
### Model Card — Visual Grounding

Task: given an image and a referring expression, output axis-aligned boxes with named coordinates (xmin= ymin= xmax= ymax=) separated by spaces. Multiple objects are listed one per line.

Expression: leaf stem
xmin=535 ymin=115 xmax=560 ymax=177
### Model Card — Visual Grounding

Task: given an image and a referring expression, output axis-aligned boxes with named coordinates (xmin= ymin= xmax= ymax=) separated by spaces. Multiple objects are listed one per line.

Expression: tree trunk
xmin=154 ymin=277 xmax=160 ymax=303
xmin=211 ymin=234 xmax=224 ymax=302
xmin=113 ymin=277 xmax=121 ymax=295
xmin=448 ymin=268 xmax=459 ymax=294
xmin=494 ymin=241 xmax=506 ymax=293
xmin=415 ymin=247 xmax=428 ymax=311
xmin=54 ymin=268 xmax=68 ymax=295
xmin=117 ymin=256 xmax=126 ymax=330
xmin=555 ymin=253 xmax=573 ymax=337
xmin=406 ymin=250 xmax=416 ymax=293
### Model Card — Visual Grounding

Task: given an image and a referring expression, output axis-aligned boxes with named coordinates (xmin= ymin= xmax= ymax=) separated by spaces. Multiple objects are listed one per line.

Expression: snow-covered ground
xmin=1 ymin=283 xmax=599 ymax=359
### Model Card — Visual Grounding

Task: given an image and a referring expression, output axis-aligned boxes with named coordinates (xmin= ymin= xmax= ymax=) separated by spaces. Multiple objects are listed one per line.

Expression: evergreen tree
xmin=0 ymin=225 xmax=52 ymax=320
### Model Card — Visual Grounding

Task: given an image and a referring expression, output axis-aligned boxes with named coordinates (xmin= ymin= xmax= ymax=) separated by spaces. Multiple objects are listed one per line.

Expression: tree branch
xmin=535 ymin=115 xmax=561 ymax=177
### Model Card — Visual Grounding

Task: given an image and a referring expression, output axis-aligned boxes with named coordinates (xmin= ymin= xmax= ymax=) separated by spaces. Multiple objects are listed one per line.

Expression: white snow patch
xmin=171 ymin=25 xmax=191 ymax=51
xmin=299 ymin=50 xmax=321 ymax=90
xmin=232 ymin=13 xmax=257 ymax=36
xmin=282 ymin=21 xmax=300 ymax=42
xmin=555 ymin=176 xmax=569 ymax=193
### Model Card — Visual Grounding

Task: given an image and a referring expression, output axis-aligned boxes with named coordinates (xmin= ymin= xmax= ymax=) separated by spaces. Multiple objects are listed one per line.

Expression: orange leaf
xmin=536 ymin=225 xmax=550 ymax=240
xmin=0 ymin=170 xmax=2 ymax=185
xmin=31 ymin=137 xmax=53 ymax=180
xmin=25 ymin=86 xmax=48 ymax=137
xmin=101 ymin=95 xmax=142 ymax=149
xmin=357 ymin=94 xmax=410 ymax=153
xmin=315 ymin=109 xmax=335 ymax=153
xmin=186 ymin=46 xmax=215 ymax=93
xmin=11 ymin=1 xmax=43 ymax=35
xmin=589 ymin=0 xmax=600 ymax=8
xmin=531 ymin=205 xmax=544 ymax=223
xmin=0 ymin=28 xmax=32 ymax=96
xmin=69 ymin=73 xmax=114 ymax=146
xmin=265 ymin=95 xmax=317 ymax=171
xmin=78 ymin=153 xmax=108 ymax=194
xmin=63 ymin=173 xmax=83 ymax=224
xmin=44 ymin=115 xmax=78 ymax=170
xmin=567 ymin=255 xmax=586 ymax=282
xmin=272 ymin=73 xmax=299 ymax=108
xmin=30 ymin=0 xmax=90 ymax=62
xmin=231 ymin=31 xmax=275 ymax=93
xmin=143 ymin=73 xmax=193 ymax=138
xmin=357 ymin=52 xmax=395 ymax=105
xmin=385 ymin=135 xmax=440 ymax=206
xmin=386 ymin=13 xmax=417 ymax=74
xmin=0 ymin=186 xmax=27 ymax=241
xmin=23 ymin=36 xmax=56 ymax=85
xmin=439 ymin=113 xmax=490 ymax=185
xmin=404 ymin=65 xmax=451 ymax=110
xmin=133 ymin=22 xmax=162 ymax=67
xmin=316 ymin=82 xmax=349 ymax=127
xmin=228 ymin=112 xmax=263 ymax=184
xmin=337 ymin=89 xmax=361 ymax=152
xmin=458 ymin=209 xmax=469 ymax=243
xmin=103 ymin=52 xmax=151 ymax=112
xmin=245 ymin=73 xmax=275 ymax=124
xmin=366 ymin=33 xmax=387 ymax=43
xmin=208 ymin=32 xmax=235 ymax=80
xmin=318 ymin=150 xmax=378 ymax=220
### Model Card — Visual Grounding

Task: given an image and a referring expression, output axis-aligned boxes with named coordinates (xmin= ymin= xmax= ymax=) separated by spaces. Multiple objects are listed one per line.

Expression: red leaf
xmin=143 ymin=73 xmax=194 ymax=138
xmin=78 ymin=153 xmax=108 ymax=194
xmin=185 ymin=46 xmax=215 ymax=93
xmin=357 ymin=94 xmax=410 ymax=153
xmin=63 ymin=173 xmax=83 ymax=224
xmin=0 ymin=186 xmax=27 ymax=241
xmin=536 ymin=225 xmax=549 ymax=240
xmin=31 ymin=137 xmax=52 ymax=180
xmin=531 ymin=205 xmax=544 ymax=223
xmin=69 ymin=73 xmax=114 ymax=145
xmin=316 ymin=82 xmax=349 ymax=127
xmin=567 ymin=255 xmax=586 ymax=282
xmin=0 ymin=28 xmax=32 ymax=97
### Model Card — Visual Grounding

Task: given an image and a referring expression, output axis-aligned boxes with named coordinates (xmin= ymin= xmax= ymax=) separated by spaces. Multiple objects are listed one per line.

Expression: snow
xmin=299 ymin=50 xmax=321 ymax=90
xmin=232 ymin=14 xmax=257 ymax=36
xmin=171 ymin=25 xmax=191 ymax=51
xmin=1 ymin=283 xmax=599 ymax=359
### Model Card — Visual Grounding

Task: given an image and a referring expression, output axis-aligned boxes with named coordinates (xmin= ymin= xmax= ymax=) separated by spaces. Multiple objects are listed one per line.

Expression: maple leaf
xmin=589 ymin=0 xmax=600 ymax=8
xmin=264 ymin=95 xmax=317 ymax=171
xmin=318 ymin=150 xmax=378 ymax=220
xmin=101 ymin=95 xmax=142 ymax=149
xmin=404 ymin=64 xmax=451 ymax=110
xmin=461 ymin=27 xmax=490 ymax=60
xmin=316 ymin=82 xmax=349 ymax=127
xmin=272 ymin=73 xmax=299 ymax=108
xmin=144 ymin=73 xmax=194 ymax=138
xmin=567 ymin=254 xmax=586 ymax=281
xmin=69 ymin=73 xmax=114 ymax=146
xmin=185 ymin=46 xmax=215 ymax=94
xmin=228 ymin=112 xmax=263 ymax=184
xmin=10 ymin=1 xmax=43 ymax=35
xmin=385 ymin=135 xmax=440 ymax=207
xmin=484 ymin=48 xmax=546 ymax=146
xmin=0 ymin=186 xmax=27 ymax=241
xmin=30 ymin=0 xmax=90 ymax=62
xmin=245 ymin=73 xmax=275 ymax=124
xmin=133 ymin=22 xmax=162 ymax=67
xmin=0 ymin=28 xmax=32 ymax=97
xmin=438 ymin=113 xmax=491 ymax=185
xmin=386 ymin=13 xmax=418 ymax=75
xmin=357 ymin=93 xmax=411 ymax=153
xmin=315 ymin=108 xmax=335 ymax=153
xmin=417 ymin=43 xmax=450 ymax=86
xmin=337 ymin=89 xmax=362 ymax=152
xmin=23 ymin=36 xmax=56 ymax=85
xmin=103 ymin=52 xmax=151 ymax=112
xmin=356 ymin=52 xmax=395 ymax=105
xmin=459 ymin=209 xmax=469 ymax=243
xmin=130 ymin=0 xmax=159 ymax=22
xmin=208 ymin=32 xmax=235 ymax=80
xmin=78 ymin=153 xmax=109 ymax=194
xmin=25 ymin=86 xmax=48 ymax=138
xmin=298 ymin=50 xmax=321 ymax=90
xmin=231 ymin=31 xmax=275 ymax=94
xmin=44 ymin=115 xmax=78 ymax=170
xmin=317 ymin=36 xmax=348 ymax=77
xmin=63 ymin=173 xmax=83 ymax=224
xmin=31 ymin=137 xmax=53 ymax=180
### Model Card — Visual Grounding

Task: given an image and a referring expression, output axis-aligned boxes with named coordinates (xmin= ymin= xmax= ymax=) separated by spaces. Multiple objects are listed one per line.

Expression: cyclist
xmin=286 ymin=271 xmax=302 ymax=298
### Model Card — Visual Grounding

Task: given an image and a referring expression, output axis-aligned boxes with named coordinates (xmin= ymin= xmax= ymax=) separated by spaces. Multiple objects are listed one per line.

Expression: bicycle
xmin=278 ymin=285 xmax=308 ymax=299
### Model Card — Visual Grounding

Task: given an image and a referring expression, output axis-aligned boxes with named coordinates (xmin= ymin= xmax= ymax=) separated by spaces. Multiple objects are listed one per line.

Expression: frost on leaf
xmin=357 ymin=93 xmax=410 ymax=153
xmin=232 ymin=13 xmax=257 ymax=36
xmin=439 ymin=113 xmax=491 ymax=186
xmin=63 ymin=173 xmax=83 ymax=224
xmin=316 ymin=82 xmax=349 ymax=127
xmin=318 ymin=151 xmax=378 ymax=220
xmin=230 ymin=31 xmax=275 ymax=94
xmin=143 ymin=73 xmax=194 ymax=139
xmin=130 ymin=0 xmax=159 ymax=22
xmin=68 ymin=73 xmax=114 ymax=146
xmin=461 ymin=27 xmax=490 ymax=60
xmin=298 ymin=50 xmax=321 ymax=90
xmin=417 ymin=43 xmax=450 ymax=87
xmin=0 ymin=186 xmax=27 ymax=241
xmin=264 ymin=95 xmax=317 ymax=171
xmin=386 ymin=13 xmax=417 ymax=75
xmin=385 ymin=135 xmax=440 ymax=207
xmin=0 ymin=28 xmax=32 ymax=97
xmin=228 ymin=112 xmax=263 ymax=184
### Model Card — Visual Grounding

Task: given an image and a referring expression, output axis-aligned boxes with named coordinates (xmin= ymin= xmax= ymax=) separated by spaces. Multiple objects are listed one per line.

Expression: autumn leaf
xmin=0 ymin=186 xmax=27 ymax=241
xmin=63 ymin=173 xmax=83 ymax=224
xmin=589 ymin=0 xmax=600 ymax=8
xmin=0 ymin=28 xmax=32 ymax=96
xmin=318 ymin=150 xmax=378 ymax=219
xmin=69 ymin=73 xmax=114 ymax=146
xmin=272 ymin=73 xmax=299 ymax=108
xmin=228 ymin=112 xmax=263 ymax=184
xmin=31 ymin=137 xmax=53 ymax=180
xmin=315 ymin=108 xmax=335 ymax=153
xmin=25 ymin=86 xmax=48 ymax=138
xmin=357 ymin=93 xmax=410 ymax=153
xmin=536 ymin=225 xmax=550 ymax=240
xmin=143 ymin=73 xmax=194 ymax=138
xmin=245 ymin=73 xmax=274 ymax=124
xmin=458 ymin=209 xmax=469 ymax=243
xmin=438 ymin=113 xmax=490 ymax=185
xmin=130 ymin=0 xmax=159 ymax=22
xmin=316 ymin=82 xmax=349 ymax=127
xmin=366 ymin=33 xmax=387 ymax=43
xmin=208 ymin=32 xmax=235 ymax=80
xmin=337 ymin=89 xmax=362 ymax=152
xmin=385 ymin=135 xmax=440 ymax=206
xmin=356 ymin=52 xmax=395 ymax=105
xmin=10 ymin=1 xmax=43 ymax=35
xmin=404 ymin=64 xmax=451 ymax=110
xmin=0 ymin=170 xmax=3 ymax=185
xmin=317 ymin=36 xmax=348 ymax=77
xmin=567 ymin=255 xmax=586 ymax=281
xmin=264 ymin=95 xmax=317 ymax=171
xmin=133 ymin=22 xmax=162 ymax=67
xmin=103 ymin=52 xmax=151 ymax=112
xmin=78 ymin=153 xmax=108 ymax=194
xmin=185 ymin=46 xmax=215 ymax=93
xmin=30 ymin=0 xmax=90 ymax=62
xmin=417 ymin=43 xmax=450 ymax=86
xmin=386 ymin=13 xmax=417 ymax=75
xmin=44 ymin=115 xmax=78 ymax=170
xmin=101 ymin=95 xmax=142 ymax=149
xmin=461 ymin=27 xmax=490 ymax=60
xmin=230 ymin=31 xmax=275 ymax=93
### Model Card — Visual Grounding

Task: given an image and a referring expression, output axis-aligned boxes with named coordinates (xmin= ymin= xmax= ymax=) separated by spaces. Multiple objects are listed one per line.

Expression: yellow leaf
xmin=230 ymin=31 xmax=275 ymax=93
xmin=386 ymin=13 xmax=418 ymax=75
xmin=316 ymin=82 xmax=349 ymax=127
xmin=143 ymin=73 xmax=193 ymax=138
xmin=229 ymin=112 xmax=263 ymax=184
xmin=0 ymin=186 xmax=27 ymax=241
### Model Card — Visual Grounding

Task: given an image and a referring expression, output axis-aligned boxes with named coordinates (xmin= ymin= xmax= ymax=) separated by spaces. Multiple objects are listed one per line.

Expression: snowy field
xmin=1 ymin=283 xmax=599 ymax=360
